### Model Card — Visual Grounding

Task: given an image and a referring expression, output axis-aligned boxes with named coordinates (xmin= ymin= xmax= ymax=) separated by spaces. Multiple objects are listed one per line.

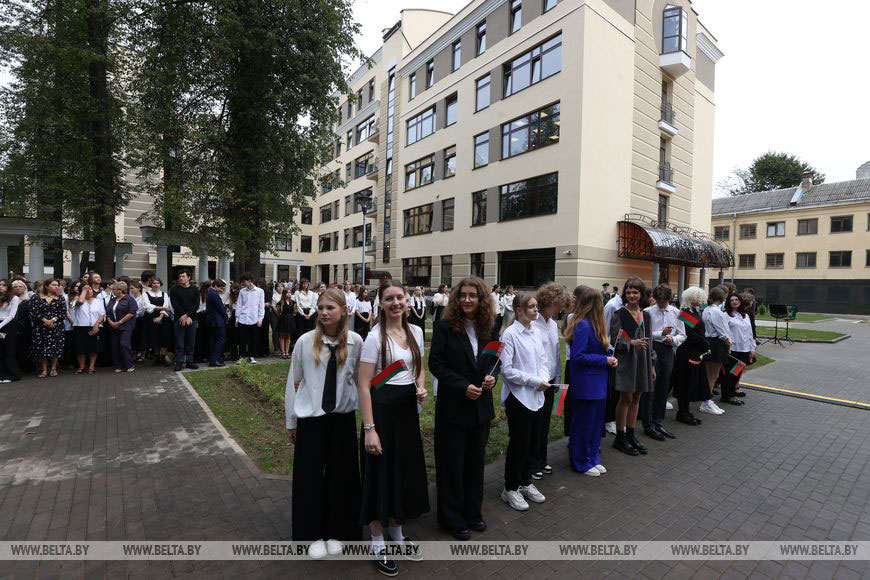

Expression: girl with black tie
xmin=358 ymin=281 xmax=428 ymax=577
xmin=429 ymin=277 xmax=498 ymax=541
xmin=285 ymin=288 xmax=362 ymax=559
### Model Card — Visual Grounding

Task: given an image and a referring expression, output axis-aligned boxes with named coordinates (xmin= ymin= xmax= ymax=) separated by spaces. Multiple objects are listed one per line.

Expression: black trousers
xmin=641 ymin=342 xmax=674 ymax=429
xmin=292 ymin=412 xmax=361 ymax=541
xmin=435 ymin=420 xmax=490 ymax=530
xmin=209 ymin=325 xmax=226 ymax=364
xmin=0 ymin=329 xmax=21 ymax=380
xmin=504 ymin=393 xmax=541 ymax=491
xmin=721 ymin=351 xmax=750 ymax=400
xmin=530 ymin=379 xmax=557 ymax=471
xmin=237 ymin=323 xmax=259 ymax=359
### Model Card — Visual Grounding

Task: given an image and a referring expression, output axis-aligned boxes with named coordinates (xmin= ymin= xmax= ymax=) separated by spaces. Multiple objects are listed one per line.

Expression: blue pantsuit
xmin=568 ymin=318 xmax=610 ymax=473
xmin=569 ymin=399 xmax=605 ymax=472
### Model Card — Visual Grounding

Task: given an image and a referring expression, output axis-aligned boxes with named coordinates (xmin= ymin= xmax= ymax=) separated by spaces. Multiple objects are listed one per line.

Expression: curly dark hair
xmin=442 ymin=277 xmax=495 ymax=341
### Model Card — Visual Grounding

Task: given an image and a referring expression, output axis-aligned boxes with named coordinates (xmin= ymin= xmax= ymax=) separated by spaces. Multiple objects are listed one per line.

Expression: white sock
xmin=371 ymin=534 xmax=385 ymax=553
xmin=388 ymin=525 xmax=404 ymax=544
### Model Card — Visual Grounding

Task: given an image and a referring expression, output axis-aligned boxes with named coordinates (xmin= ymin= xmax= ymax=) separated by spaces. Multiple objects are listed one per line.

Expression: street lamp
xmin=356 ymin=189 xmax=373 ymax=286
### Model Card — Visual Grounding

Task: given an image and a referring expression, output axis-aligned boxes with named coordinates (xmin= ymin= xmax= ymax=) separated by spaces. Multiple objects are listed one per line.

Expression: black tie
xmin=321 ymin=344 xmax=338 ymax=413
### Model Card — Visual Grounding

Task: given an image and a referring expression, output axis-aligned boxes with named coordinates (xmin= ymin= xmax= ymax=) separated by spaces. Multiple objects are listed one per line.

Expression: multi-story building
xmin=711 ymin=166 xmax=870 ymax=314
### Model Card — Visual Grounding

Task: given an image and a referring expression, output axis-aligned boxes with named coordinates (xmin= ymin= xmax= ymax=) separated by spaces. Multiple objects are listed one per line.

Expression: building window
xmin=739 ymin=223 xmax=757 ymax=239
xmin=443 ymin=146 xmax=456 ymax=178
xmin=409 ymin=73 xmax=417 ymax=99
xmin=796 ymin=218 xmax=817 ymax=235
xmin=474 ymin=132 xmax=489 ymax=168
xmin=347 ymin=100 xmax=352 ymax=118
xmin=470 ymin=252 xmax=485 ymax=278
xmin=335 ymin=138 xmax=341 ymax=158
xmin=831 ymin=215 xmax=853 ymax=233
xmin=446 ymin=94 xmax=458 ymax=126
xmin=543 ymin=0 xmax=557 ymax=12
xmin=404 ymin=203 xmax=433 ymax=236
xmin=345 ymin=162 xmax=352 ymax=180
xmin=796 ymin=252 xmax=817 ymax=269
xmin=345 ymin=195 xmax=351 ymax=216
xmin=405 ymin=155 xmax=434 ymax=190
xmin=475 ymin=75 xmax=491 ymax=111
xmin=501 ymin=102 xmax=560 ymax=159
xmin=452 ymin=40 xmax=462 ymax=71
xmin=346 ymin=130 xmax=353 ymax=150
xmin=510 ymin=0 xmax=522 ymax=34
xmin=503 ymin=34 xmax=562 ymax=98
xmin=662 ymin=5 xmax=688 ymax=54
xmin=426 ymin=59 xmax=434 ymax=89
xmin=356 ymin=115 xmax=376 ymax=142
xmin=275 ymin=236 xmax=291 ymax=252
xmin=352 ymin=188 xmax=372 ymax=214
xmin=499 ymin=172 xmax=558 ymax=222
xmin=320 ymin=204 xmax=332 ymax=224
xmin=738 ymin=254 xmax=755 ymax=269
xmin=476 ymin=22 xmax=487 ymax=55
xmin=442 ymin=198 xmax=455 ymax=231
xmin=319 ymin=234 xmax=332 ymax=253
xmin=300 ymin=235 xmax=312 ymax=253
xmin=332 ymin=231 xmax=339 ymax=251
xmin=472 ymin=190 xmax=487 ymax=225
xmin=352 ymin=224 xmax=371 ymax=248
xmin=403 ymin=257 xmax=432 ymax=288
xmin=499 ymin=247 xmax=554 ymax=288
xmin=301 ymin=208 xmax=313 ymax=225
xmin=765 ymin=253 xmax=784 ymax=269
xmin=866 ymin=250 xmax=870 ymax=267
xmin=830 ymin=251 xmax=852 ymax=268
xmin=406 ymin=107 xmax=436 ymax=145
xmin=369 ymin=79 xmax=375 ymax=101
xmin=441 ymin=255 xmax=453 ymax=286
xmin=713 ymin=226 xmax=729 ymax=241
xmin=355 ymin=151 xmax=374 ymax=178
xmin=766 ymin=221 xmax=785 ymax=237
xmin=658 ymin=194 xmax=669 ymax=226
xmin=344 ymin=228 xmax=350 ymax=249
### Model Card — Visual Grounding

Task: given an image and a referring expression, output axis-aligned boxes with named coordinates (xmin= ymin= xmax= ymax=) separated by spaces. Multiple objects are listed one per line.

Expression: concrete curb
xmin=757 ymin=333 xmax=850 ymax=344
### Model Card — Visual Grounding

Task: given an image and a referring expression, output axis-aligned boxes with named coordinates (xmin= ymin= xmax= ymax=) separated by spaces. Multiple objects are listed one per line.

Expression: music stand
xmin=761 ymin=304 xmax=793 ymax=347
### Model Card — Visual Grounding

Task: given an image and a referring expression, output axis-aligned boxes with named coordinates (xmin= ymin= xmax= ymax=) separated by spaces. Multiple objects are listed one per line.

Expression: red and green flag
xmin=678 ymin=310 xmax=699 ymax=329
xmin=552 ymin=385 xmax=569 ymax=417
xmin=371 ymin=360 xmax=408 ymax=390
xmin=728 ymin=358 xmax=746 ymax=376
xmin=619 ymin=329 xmax=632 ymax=349
xmin=483 ymin=341 xmax=503 ymax=356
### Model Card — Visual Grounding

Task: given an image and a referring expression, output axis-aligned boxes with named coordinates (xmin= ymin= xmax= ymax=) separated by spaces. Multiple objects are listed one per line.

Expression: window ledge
xmin=656 ymin=180 xmax=676 ymax=194
xmin=658 ymin=120 xmax=679 ymax=137
xmin=659 ymin=51 xmax=691 ymax=77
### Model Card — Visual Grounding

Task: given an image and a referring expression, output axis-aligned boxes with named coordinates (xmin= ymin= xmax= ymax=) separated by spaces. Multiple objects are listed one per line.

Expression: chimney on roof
xmin=789 ymin=171 xmax=814 ymax=206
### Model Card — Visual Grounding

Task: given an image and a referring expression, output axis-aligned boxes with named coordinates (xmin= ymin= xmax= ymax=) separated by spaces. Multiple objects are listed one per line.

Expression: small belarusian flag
xmin=678 ymin=310 xmax=699 ymax=328
xmin=619 ymin=329 xmax=632 ymax=349
xmin=728 ymin=359 xmax=746 ymax=376
xmin=483 ymin=341 xmax=503 ymax=356
xmin=552 ymin=385 xmax=569 ymax=417
xmin=371 ymin=360 xmax=408 ymax=390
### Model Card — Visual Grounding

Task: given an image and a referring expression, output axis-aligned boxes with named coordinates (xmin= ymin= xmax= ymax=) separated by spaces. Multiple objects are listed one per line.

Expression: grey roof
xmin=712 ymin=177 xmax=870 ymax=216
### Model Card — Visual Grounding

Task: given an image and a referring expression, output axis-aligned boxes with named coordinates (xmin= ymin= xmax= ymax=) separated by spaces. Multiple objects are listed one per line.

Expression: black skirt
xmin=672 ymin=343 xmax=711 ymax=402
xmin=706 ymin=337 xmax=730 ymax=364
xmin=277 ymin=309 xmax=296 ymax=334
xmin=74 ymin=326 xmax=100 ymax=354
xmin=359 ymin=382 xmax=429 ymax=526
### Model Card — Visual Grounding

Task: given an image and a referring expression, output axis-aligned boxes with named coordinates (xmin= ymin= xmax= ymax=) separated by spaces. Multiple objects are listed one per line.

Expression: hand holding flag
xmin=727 ymin=355 xmax=746 ymax=376
xmin=484 ymin=340 xmax=504 ymax=376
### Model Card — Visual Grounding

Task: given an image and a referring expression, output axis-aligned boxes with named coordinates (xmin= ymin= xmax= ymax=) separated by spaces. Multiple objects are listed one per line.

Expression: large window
xmin=318 ymin=233 xmax=332 ymax=252
xmin=403 ymin=257 xmax=432 ymax=288
xmin=830 ymin=251 xmax=852 ymax=268
xmin=739 ymin=223 xmax=757 ymax=239
xmin=275 ymin=236 xmax=291 ymax=252
xmin=320 ymin=204 xmax=332 ymax=224
xmin=499 ymin=248 xmax=554 ymax=288
xmin=452 ymin=40 xmax=462 ymax=71
xmin=407 ymin=107 xmax=436 ymax=145
xmin=355 ymin=151 xmax=374 ymax=178
xmin=831 ymin=215 xmax=853 ymax=233
xmin=470 ymin=253 xmax=485 ymax=278
xmin=503 ymin=34 xmax=561 ymax=97
xmin=409 ymin=73 xmax=417 ymax=99
xmin=797 ymin=218 xmax=818 ymax=235
xmin=368 ymin=79 xmax=375 ymax=101
xmin=441 ymin=255 xmax=453 ymax=286
xmin=510 ymin=0 xmax=522 ymax=34
xmin=301 ymin=208 xmax=312 ymax=225
xmin=499 ymin=172 xmax=558 ymax=222
xmin=475 ymin=75 xmax=491 ymax=111
xmin=346 ymin=130 xmax=353 ymax=150
xmin=405 ymin=155 xmax=434 ymax=190
xmin=543 ymin=0 xmax=557 ymax=12
xmin=426 ymin=60 xmax=435 ymax=89
xmin=474 ymin=133 xmax=489 ymax=168
xmin=766 ymin=221 xmax=785 ymax=237
xmin=765 ymin=253 xmax=784 ymax=269
xmin=446 ymin=94 xmax=458 ymax=126
xmin=738 ymin=254 xmax=755 ymax=269
xmin=796 ymin=252 xmax=817 ymax=269
xmin=404 ymin=203 xmax=433 ymax=236
xmin=442 ymin=198 xmax=455 ymax=231
xmin=352 ymin=223 xmax=372 ymax=247
xmin=300 ymin=235 xmax=312 ymax=252
xmin=501 ymin=102 xmax=560 ymax=159
xmin=356 ymin=116 xmax=376 ymax=142
xmin=713 ymin=226 xmax=729 ymax=241
xmin=443 ymin=146 xmax=456 ymax=178
xmin=476 ymin=22 xmax=487 ymax=55
xmin=472 ymin=190 xmax=487 ymax=225
xmin=658 ymin=194 xmax=669 ymax=225
xmin=662 ymin=5 xmax=688 ymax=54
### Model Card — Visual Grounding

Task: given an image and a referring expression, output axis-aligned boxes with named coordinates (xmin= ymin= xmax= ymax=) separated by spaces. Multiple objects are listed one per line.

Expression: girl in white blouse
xmin=499 ymin=293 xmax=550 ymax=512
xmin=702 ymin=286 xmax=732 ymax=400
xmin=408 ymin=286 xmax=426 ymax=333
xmin=293 ymin=279 xmax=316 ymax=334
xmin=721 ymin=292 xmax=756 ymax=406
xmin=0 ymin=280 xmax=21 ymax=383
xmin=501 ymin=285 xmax=516 ymax=327
xmin=432 ymin=284 xmax=449 ymax=322
xmin=285 ymin=288 xmax=363 ymax=558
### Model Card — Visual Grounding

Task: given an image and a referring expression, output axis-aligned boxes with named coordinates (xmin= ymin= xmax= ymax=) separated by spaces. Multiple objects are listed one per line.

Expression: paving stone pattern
xmin=0 ymin=325 xmax=869 ymax=578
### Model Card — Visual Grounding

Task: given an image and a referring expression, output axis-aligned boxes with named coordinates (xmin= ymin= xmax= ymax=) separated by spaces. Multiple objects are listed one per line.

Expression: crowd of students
xmin=283 ymin=275 xmax=758 ymax=575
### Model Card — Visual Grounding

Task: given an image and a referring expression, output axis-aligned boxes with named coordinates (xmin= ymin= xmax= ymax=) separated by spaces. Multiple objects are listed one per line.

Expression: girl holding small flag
xmin=608 ymin=277 xmax=656 ymax=456
xmin=499 ymin=293 xmax=550 ymax=512
xmin=720 ymin=292 xmax=756 ymax=406
xmin=701 ymin=286 xmax=732 ymax=404
xmin=671 ymin=287 xmax=718 ymax=425
xmin=564 ymin=286 xmax=618 ymax=476
xmin=429 ymin=277 xmax=499 ymax=540
xmin=357 ymin=281 xmax=428 ymax=576
xmin=285 ymin=288 xmax=363 ymax=558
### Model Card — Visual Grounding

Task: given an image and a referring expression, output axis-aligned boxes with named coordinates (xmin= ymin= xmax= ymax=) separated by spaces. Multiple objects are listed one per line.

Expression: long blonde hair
xmin=312 ymin=288 xmax=349 ymax=367
xmin=564 ymin=285 xmax=610 ymax=350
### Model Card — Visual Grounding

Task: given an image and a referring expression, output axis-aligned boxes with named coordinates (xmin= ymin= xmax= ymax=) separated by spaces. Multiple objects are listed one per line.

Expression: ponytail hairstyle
xmin=377 ymin=280 xmax=422 ymax=377
xmin=312 ymin=288 xmax=349 ymax=367
xmin=564 ymin=285 xmax=610 ymax=349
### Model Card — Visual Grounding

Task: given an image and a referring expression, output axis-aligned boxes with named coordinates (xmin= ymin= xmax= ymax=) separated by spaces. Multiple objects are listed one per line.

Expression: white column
xmin=678 ymin=266 xmax=686 ymax=299
xmin=198 ymin=254 xmax=209 ymax=282
xmin=114 ymin=247 xmax=127 ymax=277
xmin=29 ymin=239 xmax=45 ymax=280
xmin=70 ymin=250 xmax=81 ymax=278
xmin=651 ymin=262 xmax=660 ymax=288
xmin=218 ymin=255 xmax=230 ymax=282
xmin=699 ymin=267 xmax=707 ymax=289
xmin=295 ymin=263 xmax=301 ymax=282
xmin=156 ymin=244 xmax=168 ymax=283
xmin=0 ymin=245 xmax=8 ymax=279
xmin=272 ymin=262 xmax=278 ymax=282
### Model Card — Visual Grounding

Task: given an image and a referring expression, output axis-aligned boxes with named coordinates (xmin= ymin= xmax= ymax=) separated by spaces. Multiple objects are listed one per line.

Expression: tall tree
xmin=719 ymin=151 xmax=826 ymax=196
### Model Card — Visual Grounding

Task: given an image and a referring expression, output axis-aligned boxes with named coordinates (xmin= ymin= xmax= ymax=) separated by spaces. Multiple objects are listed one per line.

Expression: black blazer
xmin=429 ymin=318 xmax=500 ymax=427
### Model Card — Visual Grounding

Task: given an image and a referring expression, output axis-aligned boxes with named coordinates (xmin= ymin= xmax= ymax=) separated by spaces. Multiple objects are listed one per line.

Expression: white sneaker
xmin=583 ymin=467 xmax=600 ymax=477
xmin=236 ymin=358 xmax=245 ymax=365
xmin=594 ymin=464 xmax=607 ymax=474
xmin=248 ymin=357 xmax=258 ymax=365
xmin=710 ymin=401 xmax=726 ymax=415
xmin=605 ymin=421 xmax=617 ymax=434
xmin=699 ymin=400 xmax=724 ymax=415
xmin=665 ymin=401 xmax=674 ymax=410
xmin=519 ymin=483 xmax=545 ymax=503
xmin=308 ymin=539 xmax=327 ymax=559
xmin=501 ymin=488 xmax=529 ymax=511
xmin=326 ymin=539 xmax=343 ymax=556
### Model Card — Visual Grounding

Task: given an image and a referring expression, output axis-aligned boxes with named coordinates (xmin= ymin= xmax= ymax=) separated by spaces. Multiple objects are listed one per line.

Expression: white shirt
xmin=727 ymin=313 xmax=756 ymax=352
xmin=499 ymin=320 xmax=549 ymax=411
xmin=644 ymin=304 xmax=686 ymax=350
xmin=491 ymin=292 xmax=505 ymax=315
xmin=145 ymin=290 xmax=170 ymax=318
xmin=464 ymin=318 xmax=478 ymax=358
xmin=433 ymin=293 xmax=447 ymax=307
xmin=604 ymin=293 xmax=623 ymax=330
xmin=703 ymin=304 xmax=731 ymax=340
xmin=355 ymin=299 xmax=372 ymax=316
xmin=360 ymin=323 xmax=425 ymax=385
xmin=284 ymin=330 xmax=363 ymax=429
xmin=73 ymin=298 xmax=105 ymax=327
xmin=501 ymin=293 xmax=515 ymax=313
xmin=236 ymin=286 xmax=265 ymax=325
xmin=294 ymin=290 xmax=316 ymax=312
xmin=272 ymin=291 xmax=281 ymax=305
xmin=532 ymin=315 xmax=560 ymax=382
xmin=344 ymin=291 xmax=357 ymax=314
xmin=0 ymin=296 xmax=20 ymax=331
xmin=133 ymin=293 xmax=149 ymax=317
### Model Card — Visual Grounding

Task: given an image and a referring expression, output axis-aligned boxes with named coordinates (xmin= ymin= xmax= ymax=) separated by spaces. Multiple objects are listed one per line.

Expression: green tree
xmin=721 ymin=151 xmax=825 ymax=196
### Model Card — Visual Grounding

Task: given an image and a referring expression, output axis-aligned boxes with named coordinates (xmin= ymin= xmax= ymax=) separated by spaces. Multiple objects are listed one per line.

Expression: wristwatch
xmin=363 ymin=423 xmax=376 ymax=431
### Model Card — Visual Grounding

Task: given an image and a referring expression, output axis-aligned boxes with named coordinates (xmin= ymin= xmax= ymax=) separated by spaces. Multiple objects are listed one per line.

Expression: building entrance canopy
xmin=618 ymin=214 xmax=733 ymax=269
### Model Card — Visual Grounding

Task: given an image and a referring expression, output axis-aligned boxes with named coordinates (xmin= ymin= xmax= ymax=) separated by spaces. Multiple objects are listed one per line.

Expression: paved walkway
xmin=0 ymin=323 xmax=869 ymax=578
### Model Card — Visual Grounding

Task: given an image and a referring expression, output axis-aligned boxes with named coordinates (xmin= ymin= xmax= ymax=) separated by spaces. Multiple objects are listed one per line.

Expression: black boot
xmin=612 ymin=431 xmax=639 ymax=456
xmin=626 ymin=428 xmax=647 ymax=455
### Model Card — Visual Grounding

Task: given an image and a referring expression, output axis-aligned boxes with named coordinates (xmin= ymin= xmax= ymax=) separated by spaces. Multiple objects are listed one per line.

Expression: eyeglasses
xmin=459 ymin=293 xmax=478 ymax=301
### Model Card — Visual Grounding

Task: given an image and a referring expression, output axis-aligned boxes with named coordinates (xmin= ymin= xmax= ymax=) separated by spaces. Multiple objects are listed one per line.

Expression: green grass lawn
xmin=755 ymin=326 xmax=846 ymax=342
xmin=756 ymin=313 xmax=833 ymax=322
xmin=747 ymin=353 xmax=774 ymax=371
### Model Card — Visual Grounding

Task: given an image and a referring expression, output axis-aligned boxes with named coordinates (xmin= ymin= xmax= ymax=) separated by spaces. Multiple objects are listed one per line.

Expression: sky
xmin=350 ymin=0 xmax=870 ymax=193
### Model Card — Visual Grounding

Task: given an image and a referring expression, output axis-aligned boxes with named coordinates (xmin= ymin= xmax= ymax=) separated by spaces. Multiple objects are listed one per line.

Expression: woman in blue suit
xmin=564 ymin=286 xmax=618 ymax=477
xmin=205 ymin=279 xmax=228 ymax=367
